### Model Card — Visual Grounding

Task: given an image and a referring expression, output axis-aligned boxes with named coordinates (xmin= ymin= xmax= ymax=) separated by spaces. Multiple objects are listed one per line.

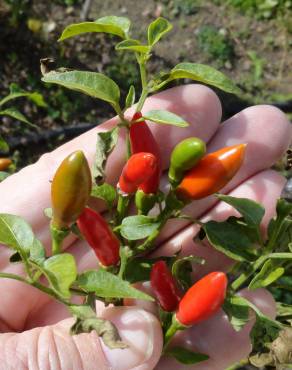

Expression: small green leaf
xmin=223 ymin=295 xmax=250 ymax=331
xmin=116 ymin=39 xmax=150 ymax=53
xmin=168 ymin=63 xmax=241 ymax=94
xmin=203 ymin=218 xmax=256 ymax=261
xmin=0 ymin=214 xmax=34 ymax=254
xmin=166 ymin=346 xmax=209 ymax=364
xmin=0 ymin=171 xmax=10 ymax=182
xmin=43 ymin=253 xmax=77 ymax=299
xmin=217 ymin=194 xmax=265 ymax=228
xmin=0 ymin=90 xmax=46 ymax=108
xmin=92 ymin=127 xmax=119 ymax=183
xmin=172 ymin=255 xmax=205 ymax=290
xmin=42 ymin=70 xmax=120 ymax=107
xmin=120 ymin=215 xmax=160 ymax=240
xmin=249 ymin=259 xmax=285 ymax=290
xmin=0 ymin=136 xmax=9 ymax=152
xmin=268 ymin=199 xmax=292 ymax=247
xmin=142 ymin=110 xmax=189 ymax=127
xmin=148 ymin=17 xmax=172 ymax=46
xmin=91 ymin=183 xmax=116 ymax=209
xmin=30 ymin=238 xmax=46 ymax=265
xmin=77 ymin=269 xmax=154 ymax=301
xmin=0 ymin=108 xmax=36 ymax=128
xmin=58 ymin=16 xmax=131 ymax=41
xmin=125 ymin=85 xmax=135 ymax=109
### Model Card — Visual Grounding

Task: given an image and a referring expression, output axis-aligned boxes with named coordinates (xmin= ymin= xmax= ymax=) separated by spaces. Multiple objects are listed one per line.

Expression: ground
xmin=0 ymin=0 xmax=291 ymax=168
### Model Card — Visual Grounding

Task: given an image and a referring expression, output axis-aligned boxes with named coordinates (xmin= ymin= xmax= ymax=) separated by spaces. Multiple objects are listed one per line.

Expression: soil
xmin=0 ymin=0 xmax=291 ymax=168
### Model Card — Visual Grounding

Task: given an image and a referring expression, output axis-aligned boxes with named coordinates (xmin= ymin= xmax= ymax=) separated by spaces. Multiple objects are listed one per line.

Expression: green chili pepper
xmin=168 ymin=137 xmax=206 ymax=186
xmin=51 ymin=150 xmax=92 ymax=229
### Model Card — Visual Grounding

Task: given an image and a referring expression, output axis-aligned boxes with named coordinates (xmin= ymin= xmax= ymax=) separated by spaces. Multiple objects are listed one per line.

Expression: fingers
xmin=156 ymin=288 xmax=276 ymax=370
xmin=157 ymin=104 xmax=291 ymax=243
xmin=153 ymin=170 xmax=285 ymax=278
xmin=0 ymin=307 xmax=162 ymax=370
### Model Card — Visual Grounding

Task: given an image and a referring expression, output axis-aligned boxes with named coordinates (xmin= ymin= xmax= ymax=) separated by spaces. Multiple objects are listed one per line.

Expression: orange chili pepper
xmin=176 ymin=144 xmax=246 ymax=200
xmin=0 ymin=158 xmax=12 ymax=171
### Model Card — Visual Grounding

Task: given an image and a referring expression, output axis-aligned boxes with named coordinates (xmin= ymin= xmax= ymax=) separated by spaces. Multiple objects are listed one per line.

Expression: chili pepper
xmin=118 ymin=152 xmax=157 ymax=194
xmin=77 ymin=207 xmax=120 ymax=267
xmin=150 ymin=260 xmax=181 ymax=312
xmin=168 ymin=137 xmax=206 ymax=186
xmin=0 ymin=158 xmax=12 ymax=171
xmin=176 ymin=144 xmax=246 ymax=201
xmin=51 ymin=150 xmax=92 ymax=229
xmin=130 ymin=112 xmax=161 ymax=194
xmin=176 ymin=271 xmax=227 ymax=326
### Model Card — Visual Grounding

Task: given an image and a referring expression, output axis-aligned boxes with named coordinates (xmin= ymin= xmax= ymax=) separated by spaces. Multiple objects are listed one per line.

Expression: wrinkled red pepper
xmin=150 ymin=260 xmax=181 ymax=312
xmin=77 ymin=207 xmax=120 ymax=267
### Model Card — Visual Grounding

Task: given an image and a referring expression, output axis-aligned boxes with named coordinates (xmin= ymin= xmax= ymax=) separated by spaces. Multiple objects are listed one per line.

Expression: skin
xmin=0 ymin=84 xmax=291 ymax=370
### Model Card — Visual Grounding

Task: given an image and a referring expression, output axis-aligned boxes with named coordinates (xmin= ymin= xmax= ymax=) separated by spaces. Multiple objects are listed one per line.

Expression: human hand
xmin=0 ymin=84 xmax=290 ymax=370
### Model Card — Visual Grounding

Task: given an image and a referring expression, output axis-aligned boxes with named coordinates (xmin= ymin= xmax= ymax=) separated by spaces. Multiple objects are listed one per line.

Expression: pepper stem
xmin=50 ymin=222 xmax=69 ymax=255
xmin=163 ymin=315 xmax=186 ymax=351
xmin=116 ymin=194 xmax=130 ymax=225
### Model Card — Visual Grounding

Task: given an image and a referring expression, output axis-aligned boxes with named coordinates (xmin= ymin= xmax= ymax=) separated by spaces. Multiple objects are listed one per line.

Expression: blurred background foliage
xmin=0 ymin=0 xmax=291 ymax=168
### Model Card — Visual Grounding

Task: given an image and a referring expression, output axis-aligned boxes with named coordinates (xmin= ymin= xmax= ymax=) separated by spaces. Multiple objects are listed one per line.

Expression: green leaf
xmin=168 ymin=63 xmax=241 ymax=95
xmin=223 ymin=295 xmax=250 ymax=331
xmin=123 ymin=256 xmax=172 ymax=284
xmin=237 ymin=296 xmax=281 ymax=352
xmin=42 ymin=70 xmax=120 ymax=107
xmin=148 ymin=17 xmax=172 ymax=46
xmin=203 ymin=218 xmax=256 ymax=261
xmin=116 ymin=39 xmax=150 ymax=53
xmin=120 ymin=215 xmax=160 ymax=240
xmin=43 ymin=253 xmax=77 ymax=299
xmin=166 ymin=346 xmax=208 ymax=365
xmin=0 ymin=136 xmax=9 ymax=152
xmin=268 ymin=199 xmax=292 ymax=248
xmin=58 ymin=16 xmax=131 ymax=41
xmin=249 ymin=259 xmax=285 ymax=290
xmin=91 ymin=183 xmax=116 ymax=209
xmin=92 ymin=127 xmax=119 ymax=183
xmin=0 ymin=108 xmax=36 ymax=128
xmin=77 ymin=269 xmax=154 ymax=301
xmin=142 ymin=110 xmax=189 ymax=127
xmin=172 ymin=255 xmax=205 ymax=290
xmin=125 ymin=85 xmax=135 ymax=109
xmin=30 ymin=238 xmax=46 ymax=265
xmin=0 ymin=171 xmax=10 ymax=182
xmin=217 ymin=194 xmax=265 ymax=229
xmin=0 ymin=214 xmax=34 ymax=254
xmin=0 ymin=90 xmax=46 ymax=108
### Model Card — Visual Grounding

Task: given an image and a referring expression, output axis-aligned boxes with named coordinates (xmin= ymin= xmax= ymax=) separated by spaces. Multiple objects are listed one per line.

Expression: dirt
xmin=0 ymin=0 xmax=291 ymax=168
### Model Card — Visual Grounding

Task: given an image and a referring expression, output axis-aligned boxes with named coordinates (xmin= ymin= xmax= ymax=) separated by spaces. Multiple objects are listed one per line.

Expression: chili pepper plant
xmin=0 ymin=16 xmax=292 ymax=367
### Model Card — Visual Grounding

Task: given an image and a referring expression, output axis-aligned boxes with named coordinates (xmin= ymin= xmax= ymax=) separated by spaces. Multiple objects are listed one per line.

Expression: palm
xmin=0 ymin=85 xmax=290 ymax=370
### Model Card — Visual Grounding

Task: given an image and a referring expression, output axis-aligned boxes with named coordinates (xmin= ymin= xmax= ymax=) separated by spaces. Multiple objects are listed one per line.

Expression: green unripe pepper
xmin=168 ymin=137 xmax=206 ymax=186
xmin=51 ymin=150 xmax=92 ymax=229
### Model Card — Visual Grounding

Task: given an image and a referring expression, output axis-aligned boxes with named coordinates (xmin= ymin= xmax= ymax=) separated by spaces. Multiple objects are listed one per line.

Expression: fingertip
xmin=101 ymin=307 xmax=163 ymax=370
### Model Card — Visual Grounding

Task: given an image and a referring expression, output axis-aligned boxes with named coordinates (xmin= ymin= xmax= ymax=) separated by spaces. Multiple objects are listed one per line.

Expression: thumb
xmin=0 ymin=307 xmax=163 ymax=370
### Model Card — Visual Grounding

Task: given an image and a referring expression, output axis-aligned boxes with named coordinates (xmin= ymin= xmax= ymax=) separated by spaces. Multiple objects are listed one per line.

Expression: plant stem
xmin=136 ymin=59 xmax=149 ymax=112
xmin=116 ymin=194 xmax=130 ymax=225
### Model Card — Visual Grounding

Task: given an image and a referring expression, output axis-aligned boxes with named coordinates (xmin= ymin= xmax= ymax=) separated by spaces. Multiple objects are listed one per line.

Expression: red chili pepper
xmin=130 ymin=112 xmax=161 ymax=194
xmin=77 ymin=207 xmax=120 ymax=267
xmin=175 ymin=271 xmax=227 ymax=326
xmin=118 ymin=152 xmax=157 ymax=194
xmin=150 ymin=261 xmax=181 ymax=312
xmin=176 ymin=144 xmax=246 ymax=201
